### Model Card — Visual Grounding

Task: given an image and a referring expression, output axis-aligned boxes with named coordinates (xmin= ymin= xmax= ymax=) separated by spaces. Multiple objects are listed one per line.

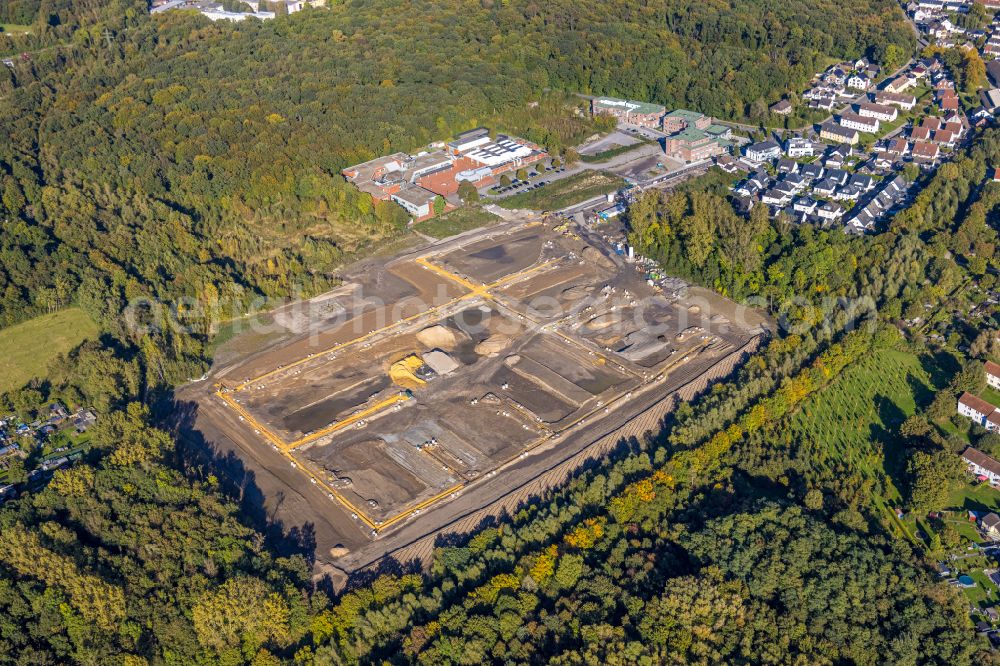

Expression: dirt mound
xmin=475 ymin=334 xmax=511 ymax=356
xmin=581 ymin=246 xmax=613 ymax=268
xmin=329 ymin=545 xmax=350 ymax=558
xmin=503 ymin=354 xmax=522 ymax=367
xmin=585 ymin=313 xmax=621 ymax=330
xmin=416 ymin=324 xmax=458 ymax=349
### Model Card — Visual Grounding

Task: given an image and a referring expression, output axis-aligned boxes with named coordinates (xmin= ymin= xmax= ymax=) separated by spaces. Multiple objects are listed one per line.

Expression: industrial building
xmin=342 ymin=128 xmax=547 ymax=220
xmin=591 ymin=97 xmax=667 ymax=128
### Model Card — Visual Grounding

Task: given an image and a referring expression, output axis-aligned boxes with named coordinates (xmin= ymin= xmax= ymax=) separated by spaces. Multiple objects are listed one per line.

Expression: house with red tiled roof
xmin=933 ymin=129 xmax=955 ymax=147
xmin=912 ymin=141 xmax=940 ymax=162
xmin=987 ymin=360 xmax=1000 ymax=389
xmin=958 ymin=392 xmax=1000 ymax=431
xmin=921 ymin=117 xmax=943 ymax=131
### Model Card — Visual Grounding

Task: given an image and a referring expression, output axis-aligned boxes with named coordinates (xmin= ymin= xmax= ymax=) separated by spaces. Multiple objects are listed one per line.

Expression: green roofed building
xmin=664 ymin=123 xmax=733 ymax=163
xmin=591 ymin=96 xmax=666 ymax=128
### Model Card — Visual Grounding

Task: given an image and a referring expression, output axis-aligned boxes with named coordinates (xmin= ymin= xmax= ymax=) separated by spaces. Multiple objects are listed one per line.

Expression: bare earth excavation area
xmin=185 ymin=219 xmax=768 ymax=571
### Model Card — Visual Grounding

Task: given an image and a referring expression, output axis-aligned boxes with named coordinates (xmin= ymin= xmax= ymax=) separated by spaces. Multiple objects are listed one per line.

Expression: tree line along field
xmin=0 ymin=308 xmax=99 ymax=395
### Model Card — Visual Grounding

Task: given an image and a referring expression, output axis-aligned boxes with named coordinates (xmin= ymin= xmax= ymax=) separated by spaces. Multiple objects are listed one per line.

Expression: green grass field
xmin=0 ymin=23 xmax=32 ymax=35
xmin=0 ymin=308 xmax=99 ymax=394
xmin=417 ymin=205 xmax=501 ymax=239
xmin=497 ymin=171 xmax=625 ymax=211
xmin=947 ymin=483 xmax=1000 ymax=515
xmin=787 ymin=349 xmax=937 ymax=524
xmin=982 ymin=385 xmax=1000 ymax=408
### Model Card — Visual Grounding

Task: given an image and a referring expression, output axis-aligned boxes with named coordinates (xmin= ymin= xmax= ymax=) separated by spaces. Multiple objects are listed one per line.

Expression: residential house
xmin=793 ymin=197 xmax=818 ymax=215
xmin=874 ymin=91 xmax=917 ymax=111
xmin=823 ymin=144 xmax=852 ymax=168
xmin=987 ymin=360 xmax=1000 ymax=390
xmin=848 ymin=173 xmax=875 ymax=191
xmin=933 ymin=129 xmax=956 ymax=147
xmin=921 ymin=116 xmax=944 ymax=132
xmin=777 ymin=158 xmax=799 ymax=174
xmin=820 ymin=122 xmax=859 ymax=145
xmin=761 ymin=189 xmax=791 ymax=206
xmin=817 ymin=201 xmax=844 ymax=221
xmin=840 ymin=111 xmax=880 ymax=134
xmin=983 ymin=511 xmax=1000 ymax=539
xmin=912 ymin=141 xmax=940 ymax=162
xmin=770 ymin=100 xmax=793 ymax=116
xmin=847 ymin=74 xmax=870 ymax=91
xmin=887 ymin=137 xmax=910 ymax=158
xmin=745 ymin=140 xmax=782 ymax=163
xmin=826 ymin=168 xmax=849 ymax=185
xmin=972 ymin=106 xmax=993 ymax=126
xmin=944 ymin=120 xmax=964 ymax=138
xmin=812 ymin=178 xmax=838 ymax=197
xmin=858 ymin=102 xmax=898 ymax=123
xmin=957 ymin=392 xmax=1000 ymax=432
xmin=810 ymin=96 xmax=837 ymax=111
xmin=884 ymin=76 xmax=916 ymax=94
xmin=800 ymin=163 xmax=824 ymax=180
xmin=939 ymin=95 xmax=960 ymax=112
xmin=833 ymin=185 xmax=863 ymax=201
xmin=785 ymin=137 xmax=814 ymax=158
xmin=735 ymin=180 xmax=762 ymax=198
xmin=773 ymin=179 xmax=799 ymax=196
xmin=782 ymin=173 xmax=806 ymax=191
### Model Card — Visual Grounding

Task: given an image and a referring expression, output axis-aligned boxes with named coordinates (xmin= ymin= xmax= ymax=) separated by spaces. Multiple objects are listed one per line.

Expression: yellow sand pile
xmin=390 ymin=355 xmax=426 ymax=389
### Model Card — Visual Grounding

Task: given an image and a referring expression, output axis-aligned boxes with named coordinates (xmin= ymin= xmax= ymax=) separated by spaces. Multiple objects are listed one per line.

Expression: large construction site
xmin=186 ymin=218 xmax=767 ymax=570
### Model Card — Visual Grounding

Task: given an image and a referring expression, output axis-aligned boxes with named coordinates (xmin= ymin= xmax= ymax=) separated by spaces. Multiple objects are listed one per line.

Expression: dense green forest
xmin=5 ymin=0 xmax=992 ymax=663
xmin=0 ymin=0 xmax=912 ymax=387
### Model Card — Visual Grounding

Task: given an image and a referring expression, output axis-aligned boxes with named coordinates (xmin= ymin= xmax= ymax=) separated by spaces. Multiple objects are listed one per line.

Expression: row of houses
xmin=732 ymin=142 xmax=896 ymax=226
xmin=150 ymin=0 xmax=319 ymax=21
xmin=796 ymin=58 xmax=885 ymax=113
xmin=843 ymin=175 xmax=910 ymax=233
